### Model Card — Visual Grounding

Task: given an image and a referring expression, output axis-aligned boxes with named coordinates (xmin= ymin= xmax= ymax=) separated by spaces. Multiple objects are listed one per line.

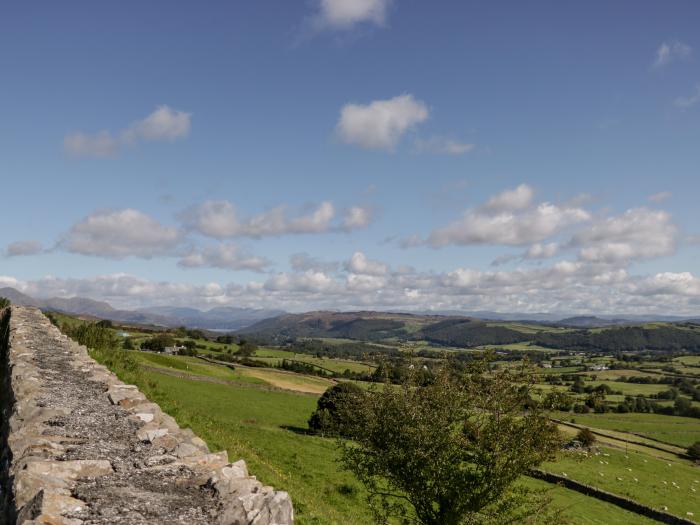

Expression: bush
xmin=688 ymin=441 xmax=700 ymax=461
xmin=308 ymin=382 xmax=366 ymax=437
xmin=141 ymin=334 xmax=175 ymax=352
xmin=576 ymin=428 xmax=596 ymax=447
xmin=0 ymin=297 xmax=10 ymax=309
xmin=67 ymin=322 xmax=119 ymax=351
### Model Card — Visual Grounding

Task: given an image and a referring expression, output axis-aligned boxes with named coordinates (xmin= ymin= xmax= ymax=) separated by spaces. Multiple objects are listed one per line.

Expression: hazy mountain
xmin=137 ymin=305 xmax=285 ymax=330
xmin=0 ymin=287 xmax=283 ymax=330
xmin=554 ymin=316 xmax=632 ymax=328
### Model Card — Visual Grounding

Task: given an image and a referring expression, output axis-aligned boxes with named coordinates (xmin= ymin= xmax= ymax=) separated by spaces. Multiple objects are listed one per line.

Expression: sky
xmin=1 ymin=0 xmax=699 ymax=315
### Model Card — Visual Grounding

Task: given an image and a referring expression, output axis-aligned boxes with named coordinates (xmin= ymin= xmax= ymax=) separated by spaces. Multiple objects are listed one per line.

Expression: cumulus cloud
xmin=482 ymin=184 xmax=534 ymax=213
xmin=414 ymin=137 xmax=475 ymax=155
xmin=64 ymin=105 xmax=191 ymax=158
xmin=652 ymin=40 xmax=692 ymax=69
xmin=345 ymin=251 xmax=388 ymax=276
xmin=178 ymin=243 xmax=271 ymax=272
xmin=649 ymin=191 xmax=672 ymax=203
xmin=524 ymin=242 xmax=559 ymax=260
xmin=290 ymin=253 xmax=340 ymax=273
xmin=571 ymin=208 xmax=677 ymax=263
xmin=5 ymin=240 xmax=43 ymax=257
xmin=336 ymin=94 xmax=429 ymax=151
xmin=181 ymin=200 xmax=369 ymax=239
xmin=4 ymin=252 xmax=700 ymax=314
xmin=312 ymin=0 xmax=392 ymax=30
xmin=63 ymin=131 xmax=119 ymax=158
xmin=425 ymin=185 xmax=590 ymax=247
xmin=59 ymin=209 xmax=181 ymax=258
xmin=342 ymin=205 xmax=373 ymax=230
xmin=674 ymin=84 xmax=700 ymax=109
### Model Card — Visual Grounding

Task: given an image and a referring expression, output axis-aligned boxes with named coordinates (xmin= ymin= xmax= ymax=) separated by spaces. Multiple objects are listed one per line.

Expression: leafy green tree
xmin=0 ymin=297 xmax=10 ymax=309
xmin=308 ymin=382 xmax=366 ymax=436
xmin=339 ymin=361 xmax=562 ymax=525
xmin=122 ymin=337 xmax=135 ymax=350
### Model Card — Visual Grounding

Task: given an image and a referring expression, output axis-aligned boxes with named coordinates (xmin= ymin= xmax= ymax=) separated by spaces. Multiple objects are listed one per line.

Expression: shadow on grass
xmin=280 ymin=425 xmax=314 ymax=435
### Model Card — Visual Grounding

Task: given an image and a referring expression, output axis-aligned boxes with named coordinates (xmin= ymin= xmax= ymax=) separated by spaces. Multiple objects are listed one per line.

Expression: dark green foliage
xmin=576 ymin=428 xmax=596 ymax=447
xmin=308 ymin=382 xmax=366 ymax=437
xmin=237 ymin=340 xmax=258 ymax=357
xmin=534 ymin=326 xmax=700 ymax=352
xmin=687 ymin=441 xmax=700 ymax=460
xmin=96 ymin=319 xmax=113 ymax=328
xmin=67 ymin=322 xmax=119 ymax=351
xmin=417 ymin=319 xmax=530 ymax=348
xmin=0 ymin=297 xmax=10 ymax=309
xmin=141 ymin=334 xmax=176 ymax=352
xmin=122 ymin=337 xmax=135 ymax=350
xmin=340 ymin=362 xmax=561 ymax=525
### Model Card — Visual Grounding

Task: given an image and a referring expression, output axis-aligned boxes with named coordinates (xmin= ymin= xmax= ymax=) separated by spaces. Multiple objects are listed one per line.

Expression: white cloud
xmin=178 ymin=243 xmax=270 ymax=272
xmin=5 ymin=240 xmax=43 ymax=257
xmin=336 ymin=94 xmax=429 ymax=151
xmin=182 ymin=200 xmax=370 ymax=239
xmin=572 ymin=208 xmax=677 ymax=263
xmin=313 ymin=0 xmax=392 ymax=30
xmin=482 ymin=184 xmax=534 ymax=213
xmin=342 ymin=205 xmax=373 ymax=230
xmin=59 ymin=209 xmax=181 ymax=258
xmin=122 ymin=105 xmax=191 ymax=142
xmin=629 ymin=272 xmax=700 ymax=297
xmin=649 ymin=191 xmax=672 ymax=203
xmin=64 ymin=131 xmax=119 ymax=158
xmin=3 ymin=253 xmax=700 ymax=314
xmin=652 ymin=40 xmax=692 ymax=69
xmin=674 ymin=84 xmax=700 ymax=109
xmin=64 ymin=105 xmax=191 ymax=158
xmin=290 ymin=253 xmax=340 ymax=273
xmin=345 ymin=251 xmax=388 ymax=276
xmin=425 ymin=185 xmax=590 ymax=247
xmin=524 ymin=242 xmax=559 ymax=260
xmin=414 ymin=137 xmax=475 ymax=155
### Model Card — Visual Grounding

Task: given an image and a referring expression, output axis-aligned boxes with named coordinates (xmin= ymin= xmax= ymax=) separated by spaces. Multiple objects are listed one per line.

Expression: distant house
xmin=588 ymin=365 xmax=609 ymax=371
xmin=163 ymin=345 xmax=186 ymax=355
xmin=541 ymin=363 xmax=552 ymax=369
xmin=117 ymin=331 xmax=130 ymax=337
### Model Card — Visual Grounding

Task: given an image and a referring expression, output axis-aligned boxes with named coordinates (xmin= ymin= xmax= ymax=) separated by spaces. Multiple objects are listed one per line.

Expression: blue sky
xmin=1 ymin=1 xmax=699 ymax=314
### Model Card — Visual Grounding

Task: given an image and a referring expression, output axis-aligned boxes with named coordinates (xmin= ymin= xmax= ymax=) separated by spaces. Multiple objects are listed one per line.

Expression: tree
xmin=687 ymin=442 xmax=700 ymax=461
xmin=238 ymin=340 xmax=258 ymax=357
xmin=576 ymin=428 xmax=596 ymax=448
xmin=339 ymin=361 xmax=561 ymax=525
xmin=308 ymin=382 xmax=366 ymax=437
xmin=122 ymin=337 xmax=135 ymax=350
xmin=141 ymin=334 xmax=175 ymax=352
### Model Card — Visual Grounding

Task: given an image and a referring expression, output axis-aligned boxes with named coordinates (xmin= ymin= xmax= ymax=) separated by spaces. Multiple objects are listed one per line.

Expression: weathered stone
xmin=1 ymin=306 xmax=294 ymax=524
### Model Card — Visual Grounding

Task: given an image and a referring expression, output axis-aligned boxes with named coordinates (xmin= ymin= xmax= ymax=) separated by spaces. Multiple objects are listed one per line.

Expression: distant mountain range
xmin=1 ymin=286 xmax=697 ymax=331
xmin=0 ymin=287 xmax=284 ymax=330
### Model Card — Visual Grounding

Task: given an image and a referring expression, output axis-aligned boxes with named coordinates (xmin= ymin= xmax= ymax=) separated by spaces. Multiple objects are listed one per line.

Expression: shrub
xmin=67 ymin=322 xmax=119 ymax=351
xmin=576 ymin=428 xmax=596 ymax=447
xmin=308 ymin=382 xmax=366 ymax=437
xmin=688 ymin=441 xmax=700 ymax=461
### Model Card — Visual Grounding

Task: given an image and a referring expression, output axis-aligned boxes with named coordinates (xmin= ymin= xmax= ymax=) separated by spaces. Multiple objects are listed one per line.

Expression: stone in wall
xmin=0 ymin=306 xmax=294 ymax=525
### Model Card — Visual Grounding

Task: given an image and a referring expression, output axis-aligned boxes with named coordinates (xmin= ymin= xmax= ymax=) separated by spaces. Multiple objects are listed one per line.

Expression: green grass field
xmin=127 ymin=368 xmax=670 ymax=525
xmin=543 ymin=447 xmax=700 ymax=520
xmin=568 ymin=413 xmax=700 ymax=448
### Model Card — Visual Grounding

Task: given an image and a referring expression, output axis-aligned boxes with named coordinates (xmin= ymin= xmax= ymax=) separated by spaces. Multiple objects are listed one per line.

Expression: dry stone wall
xmin=0 ymin=306 xmax=294 ymax=525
